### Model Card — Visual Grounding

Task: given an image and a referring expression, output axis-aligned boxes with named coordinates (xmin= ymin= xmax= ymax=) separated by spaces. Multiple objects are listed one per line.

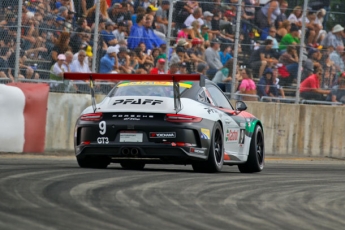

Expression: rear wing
xmin=63 ymin=73 xmax=205 ymax=113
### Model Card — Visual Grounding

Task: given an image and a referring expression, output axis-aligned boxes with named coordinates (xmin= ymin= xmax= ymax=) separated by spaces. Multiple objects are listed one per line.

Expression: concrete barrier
xmin=44 ymin=94 xmax=345 ymax=158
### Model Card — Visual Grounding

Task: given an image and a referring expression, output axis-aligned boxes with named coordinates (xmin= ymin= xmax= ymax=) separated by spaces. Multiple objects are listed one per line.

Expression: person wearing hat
xmin=329 ymin=45 xmax=345 ymax=73
xmin=321 ymin=24 xmax=344 ymax=50
xmin=212 ymin=60 xmax=233 ymax=92
xmin=100 ymin=21 xmax=118 ymax=46
xmin=187 ymin=38 xmax=206 ymax=68
xmin=279 ymin=23 xmax=300 ymax=52
xmin=150 ymin=58 xmax=166 ymax=74
xmin=100 ymin=46 xmax=119 ymax=73
xmin=50 ymin=54 xmax=68 ymax=80
xmin=300 ymin=67 xmax=330 ymax=100
xmin=155 ymin=0 xmax=171 ymax=36
xmin=117 ymin=46 xmax=131 ymax=73
xmin=257 ymin=67 xmax=279 ymax=98
xmin=176 ymin=24 xmax=191 ymax=42
xmin=178 ymin=62 xmax=188 ymax=74
xmin=168 ymin=63 xmax=180 ymax=74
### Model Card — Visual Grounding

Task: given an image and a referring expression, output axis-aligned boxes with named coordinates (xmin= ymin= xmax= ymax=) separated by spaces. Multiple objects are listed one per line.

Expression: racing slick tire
xmin=77 ymin=156 xmax=110 ymax=169
xmin=120 ymin=161 xmax=146 ymax=170
xmin=238 ymin=125 xmax=264 ymax=173
xmin=192 ymin=122 xmax=224 ymax=173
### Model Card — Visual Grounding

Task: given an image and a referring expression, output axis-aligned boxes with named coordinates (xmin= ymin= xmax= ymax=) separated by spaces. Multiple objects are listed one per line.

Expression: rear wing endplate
xmin=63 ymin=73 xmax=205 ymax=113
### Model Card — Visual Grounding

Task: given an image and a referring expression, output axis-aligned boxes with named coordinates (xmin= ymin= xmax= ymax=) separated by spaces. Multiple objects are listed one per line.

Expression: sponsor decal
xmin=200 ymin=128 xmax=210 ymax=139
xmin=112 ymin=114 xmax=154 ymax=119
xmin=226 ymin=129 xmax=239 ymax=142
xmin=190 ymin=147 xmax=206 ymax=154
xmin=117 ymin=82 xmax=193 ymax=88
xmin=204 ymin=108 xmax=217 ymax=114
xmin=239 ymin=129 xmax=245 ymax=144
xmin=150 ymin=132 xmax=176 ymax=138
xmin=97 ymin=137 xmax=109 ymax=144
xmin=99 ymin=121 xmax=106 ymax=135
xmin=113 ymin=99 xmax=163 ymax=105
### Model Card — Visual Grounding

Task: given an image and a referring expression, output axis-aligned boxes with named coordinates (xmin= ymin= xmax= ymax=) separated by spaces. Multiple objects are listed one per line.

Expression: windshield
xmin=109 ymin=82 xmax=193 ymax=97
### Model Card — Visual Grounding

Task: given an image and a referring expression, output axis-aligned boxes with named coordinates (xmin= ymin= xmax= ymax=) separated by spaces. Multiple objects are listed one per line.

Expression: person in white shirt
xmin=184 ymin=7 xmax=204 ymax=27
xmin=51 ymin=54 xmax=68 ymax=80
xmin=70 ymin=50 xmax=91 ymax=73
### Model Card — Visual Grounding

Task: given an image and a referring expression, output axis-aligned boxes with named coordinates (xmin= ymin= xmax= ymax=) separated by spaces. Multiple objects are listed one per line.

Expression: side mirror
xmin=235 ymin=101 xmax=247 ymax=111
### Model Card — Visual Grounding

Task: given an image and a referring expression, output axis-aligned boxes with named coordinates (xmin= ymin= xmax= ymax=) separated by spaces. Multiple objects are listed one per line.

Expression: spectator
xmin=275 ymin=0 xmax=288 ymax=28
xmin=321 ymin=24 xmax=344 ymax=50
xmin=278 ymin=45 xmax=299 ymax=84
xmin=150 ymin=58 xmax=166 ymax=74
xmin=187 ymin=38 xmax=206 ymax=68
xmin=279 ymin=24 xmax=300 ymax=52
xmin=101 ymin=21 xmax=118 ymax=46
xmin=205 ymin=38 xmax=223 ymax=78
xmin=69 ymin=28 xmax=85 ymax=53
xmin=113 ymin=39 xmax=127 ymax=54
xmin=249 ymin=39 xmax=278 ymax=79
xmin=170 ymin=46 xmax=189 ymax=66
xmin=200 ymin=25 xmax=210 ymax=47
xmin=112 ymin=21 xmax=127 ymax=41
xmin=168 ymin=63 xmax=180 ymax=74
xmin=266 ymin=27 xmax=279 ymax=56
xmin=238 ymin=68 xmax=258 ymax=101
xmin=117 ymin=46 xmax=131 ymax=73
xmin=212 ymin=59 xmax=232 ymax=92
xmin=189 ymin=20 xmax=203 ymax=41
xmin=272 ymin=67 xmax=285 ymax=98
xmin=70 ymin=50 xmax=91 ymax=73
xmin=0 ymin=47 xmax=12 ymax=80
xmin=143 ymin=14 xmax=166 ymax=50
xmin=329 ymin=45 xmax=345 ymax=73
xmin=176 ymin=24 xmax=191 ymax=42
xmin=257 ymin=68 xmax=278 ymax=98
xmin=178 ymin=62 xmax=188 ymax=74
xmin=155 ymin=0 xmax=170 ymax=36
xmin=276 ymin=20 xmax=291 ymax=42
xmin=256 ymin=0 xmax=284 ymax=30
xmin=128 ymin=14 xmax=145 ymax=50
xmin=300 ymin=67 xmax=331 ymax=100
xmin=184 ymin=7 xmax=204 ymax=27
xmin=328 ymin=73 xmax=345 ymax=103
xmin=287 ymin=6 xmax=302 ymax=28
xmin=134 ymin=47 xmax=154 ymax=68
xmin=64 ymin=51 xmax=74 ymax=72
xmin=219 ymin=44 xmax=233 ymax=66
xmin=100 ymin=46 xmax=118 ymax=73
xmin=128 ymin=51 xmax=139 ymax=73
xmin=86 ymin=0 xmax=110 ymax=26
xmin=50 ymin=54 xmax=68 ymax=80
xmin=51 ymin=31 xmax=72 ymax=66
xmin=194 ymin=62 xmax=208 ymax=80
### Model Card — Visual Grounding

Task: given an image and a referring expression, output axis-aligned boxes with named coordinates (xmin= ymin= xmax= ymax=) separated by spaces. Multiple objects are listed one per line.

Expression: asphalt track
xmin=0 ymin=154 xmax=345 ymax=230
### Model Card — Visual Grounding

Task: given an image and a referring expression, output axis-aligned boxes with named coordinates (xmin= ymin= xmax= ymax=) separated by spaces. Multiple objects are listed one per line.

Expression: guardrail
xmin=260 ymin=96 xmax=297 ymax=104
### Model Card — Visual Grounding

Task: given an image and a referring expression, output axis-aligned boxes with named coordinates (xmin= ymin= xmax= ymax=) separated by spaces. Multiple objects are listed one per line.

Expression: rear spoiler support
xmin=63 ymin=73 xmax=205 ymax=113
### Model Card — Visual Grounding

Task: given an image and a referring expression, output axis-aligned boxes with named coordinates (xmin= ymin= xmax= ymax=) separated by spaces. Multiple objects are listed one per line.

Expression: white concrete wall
xmin=45 ymin=93 xmax=345 ymax=158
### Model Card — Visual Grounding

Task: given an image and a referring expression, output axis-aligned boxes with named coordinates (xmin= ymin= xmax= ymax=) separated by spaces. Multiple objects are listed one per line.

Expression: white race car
xmin=64 ymin=73 xmax=265 ymax=173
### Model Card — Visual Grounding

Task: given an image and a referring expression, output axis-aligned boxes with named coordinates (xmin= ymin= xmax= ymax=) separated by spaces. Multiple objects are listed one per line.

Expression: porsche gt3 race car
xmin=64 ymin=73 xmax=265 ymax=173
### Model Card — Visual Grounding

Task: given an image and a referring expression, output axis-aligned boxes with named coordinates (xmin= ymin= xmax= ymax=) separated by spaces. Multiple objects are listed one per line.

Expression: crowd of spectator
xmin=0 ymin=0 xmax=345 ymax=103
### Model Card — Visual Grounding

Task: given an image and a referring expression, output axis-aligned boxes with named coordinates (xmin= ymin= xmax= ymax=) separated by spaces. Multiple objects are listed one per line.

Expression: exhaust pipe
xmin=130 ymin=148 xmax=139 ymax=156
xmin=122 ymin=148 xmax=130 ymax=156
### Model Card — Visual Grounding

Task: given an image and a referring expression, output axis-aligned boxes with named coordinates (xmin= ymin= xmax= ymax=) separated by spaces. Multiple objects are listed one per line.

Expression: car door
xmin=206 ymin=85 xmax=241 ymax=155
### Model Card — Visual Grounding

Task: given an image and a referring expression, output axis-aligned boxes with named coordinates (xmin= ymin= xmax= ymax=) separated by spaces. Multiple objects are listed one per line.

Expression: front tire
xmin=192 ymin=122 xmax=224 ymax=173
xmin=77 ymin=156 xmax=110 ymax=169
xmin=238 ymin=125 xmax=264 ymax=173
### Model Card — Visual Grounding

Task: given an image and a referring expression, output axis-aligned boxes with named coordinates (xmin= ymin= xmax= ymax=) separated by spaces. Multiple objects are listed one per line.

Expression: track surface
xmin=0 ymin=155 xmax=345 ymax=230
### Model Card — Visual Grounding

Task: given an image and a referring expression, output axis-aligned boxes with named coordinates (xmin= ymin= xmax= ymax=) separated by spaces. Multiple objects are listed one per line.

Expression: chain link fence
xmin=0 ymin=0 xmax=345 ymax=104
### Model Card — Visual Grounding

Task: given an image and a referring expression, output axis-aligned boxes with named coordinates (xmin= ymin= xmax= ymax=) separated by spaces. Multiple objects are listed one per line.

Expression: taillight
xmin=165 ymin=114 xmax=202 ymax=123
xmin=80 ymin=112 xmax=103 ymax=121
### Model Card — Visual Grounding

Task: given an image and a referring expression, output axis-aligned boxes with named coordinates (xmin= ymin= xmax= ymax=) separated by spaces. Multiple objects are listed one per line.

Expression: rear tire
xmin=238 ymin=125 xmax=264 ymax=173
xmin=192 ymin=122 xmax=224 ymax=173
xmin=77 ymin=156 xmax=110 ymax=169
xmin=120 ymin=161 xmax=146 ymax=170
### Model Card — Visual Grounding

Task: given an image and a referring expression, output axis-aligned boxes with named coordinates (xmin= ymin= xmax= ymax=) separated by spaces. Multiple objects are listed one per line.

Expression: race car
xmin=63 ymin=73 xmax=265 ymax=173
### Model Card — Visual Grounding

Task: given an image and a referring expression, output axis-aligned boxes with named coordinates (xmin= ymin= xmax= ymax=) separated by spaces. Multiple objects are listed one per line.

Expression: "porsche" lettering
xmin=113 ymin=99 xmax=163 ymax=105
xmin=150 ymin=132 xmax=176 ymax=138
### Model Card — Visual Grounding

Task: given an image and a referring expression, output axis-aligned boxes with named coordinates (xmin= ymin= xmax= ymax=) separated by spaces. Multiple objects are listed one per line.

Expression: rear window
xmin=110 ymin=82 xmax=193 ymax=97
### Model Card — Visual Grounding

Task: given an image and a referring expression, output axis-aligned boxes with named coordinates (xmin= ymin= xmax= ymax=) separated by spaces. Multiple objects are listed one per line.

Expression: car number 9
xmin=99 ymin=121 xmax=106 ymax=135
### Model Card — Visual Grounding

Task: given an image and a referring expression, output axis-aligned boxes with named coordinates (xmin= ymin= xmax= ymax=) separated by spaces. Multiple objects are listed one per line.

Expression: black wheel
xmin=192 ymin=122 xmax=224 ymax=173
xmin=238 ymin=125 xmax=264 ymax=173
xmin=77 ymin=156 xmax=110 ymax=169
xmin=120 ymin=161 xmax=146 ymax=170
